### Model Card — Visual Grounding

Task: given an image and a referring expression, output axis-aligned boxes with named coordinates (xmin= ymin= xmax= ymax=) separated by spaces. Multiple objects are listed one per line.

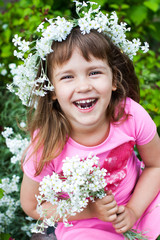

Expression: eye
xmin=61 ymin=75 xmax=73 ymax=80
xmin=89 ymin=71 xmax=102 ymax=76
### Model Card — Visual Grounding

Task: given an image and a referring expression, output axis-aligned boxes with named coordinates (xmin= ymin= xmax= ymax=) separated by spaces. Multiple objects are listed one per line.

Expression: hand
xmin=113 ymin=205 xmax=138 ymax=233
xmin=88 ymin=191 xmax=118 ymax=222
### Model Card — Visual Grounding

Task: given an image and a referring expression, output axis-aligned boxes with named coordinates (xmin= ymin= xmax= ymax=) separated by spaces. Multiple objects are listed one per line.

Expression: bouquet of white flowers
xmin=32 ymin=154 xmax=107 ymax=233
xmin=32 ymin=154 xmax=148 ymax=240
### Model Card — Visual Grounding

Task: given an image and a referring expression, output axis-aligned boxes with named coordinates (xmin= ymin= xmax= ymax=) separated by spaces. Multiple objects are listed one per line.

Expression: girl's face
xmin=52 ymin=48 xmax=116 ymax=136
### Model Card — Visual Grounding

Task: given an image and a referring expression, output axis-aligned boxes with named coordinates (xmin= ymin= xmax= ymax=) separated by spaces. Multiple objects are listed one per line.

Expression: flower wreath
xmin=8 ymin=1 xmax=149 ymax=106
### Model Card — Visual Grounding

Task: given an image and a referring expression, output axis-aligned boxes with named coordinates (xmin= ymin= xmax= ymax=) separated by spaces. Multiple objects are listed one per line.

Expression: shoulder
xmin=125 ymin=97 xmax=146 ymax=115
xmin=124 ymin=97 xmax=157 ymax=145
xmin=23 ymin=130 xmax=55 ymax=182
xmin=125 ymin=97 xmax=155 ymax=124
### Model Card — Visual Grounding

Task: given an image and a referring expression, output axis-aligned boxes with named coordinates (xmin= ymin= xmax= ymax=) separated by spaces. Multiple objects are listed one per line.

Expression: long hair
xmin=24 ymin=27 xmax=140 ymax=176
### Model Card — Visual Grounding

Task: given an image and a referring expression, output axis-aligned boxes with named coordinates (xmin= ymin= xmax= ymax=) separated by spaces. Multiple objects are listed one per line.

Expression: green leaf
xmin=121 ymin=4 xmax=130 ymax=9
xmin=22 ymin=7 xmax=33 ymax=17
xmin=143 ymin=1 xmax=159 ymax=12
xmin=0 ymin=188 xmax=4 ymax=199
xmin=42 ymin=0 xmax=54 ymax=5
xmin=19 ymin=0 xmax=32 ymax=8
xmin=91 ymin=0 xmax=106 ymax=6
xmin=42 ymin=5 xmax=52 ymax=13
xmin=0 ymin=179 xmax=4 ymax=199
xmin=128 ymin=6 xmax=148 ymax=25
xmin=157 ymin=81 xmax=160 ymax=87
xmin=2 ymin=29 xmax=11 ymax=43
xmin=110 ymin=4 xmax=119 ymax=9
xmin=0 ymin=0 xmax=4 ymax=7
xmin=32 ymin=0 xmax=43 ymax=7
xmin=148 ymin=23 xmax=157 ymax=31
xmin=33 ymin=0 xmax=40 ymax=5
xmin=150 ymin=22 xmax=160 ymax=41
xmin=29 ymin=15 xmax=41 ymax=26
xmin=0 ymin=233 xmax=11 ymax=240
xmin=123 ymin=229 xmax=148 ymax=240
xmin=12 ymin=18 xmax=25 ymax=26
xmin=1 ymin=45 xmax=12 ymax=58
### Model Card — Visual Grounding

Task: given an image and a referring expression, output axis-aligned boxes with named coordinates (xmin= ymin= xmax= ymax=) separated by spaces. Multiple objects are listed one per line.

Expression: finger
xmin=115 ymin=225 xmax=129 ymax=234
xmin=107 ymin=213 xmax=117 ymax=222
xmin=105 ymin=194 xmax=115 ymax=204
xmin=114 ymin=220 xmax=126 ymax=231
xmin=113 ymin=212 xmax=125 ymax=224
xmin=117 ymin=205 xmax=125 ymax=214
xmin=105 ymin=199 xmax=117 ymax=208
xmin=106 ymin=190 xmax=112 ymax=195
xmin=99 ymin=194 xmax=115 ymax=204
xmin=107 ymin=205 xmax=119 ymax=216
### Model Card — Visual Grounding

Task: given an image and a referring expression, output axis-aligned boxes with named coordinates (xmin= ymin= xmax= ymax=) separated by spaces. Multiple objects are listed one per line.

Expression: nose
xmin=75 ymin=77 xmax=93 ymax=93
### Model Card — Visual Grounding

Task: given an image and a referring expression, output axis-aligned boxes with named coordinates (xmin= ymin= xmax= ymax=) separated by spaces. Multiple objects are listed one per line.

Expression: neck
xmin=70 ymin=121 xmax=110 ymax=147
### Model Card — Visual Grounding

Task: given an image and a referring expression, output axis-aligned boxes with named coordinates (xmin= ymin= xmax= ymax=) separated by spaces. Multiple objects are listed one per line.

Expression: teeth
xmin=77 ymin=106 xmax=90 ymax=109
xmin=75 ymin=99 xmax=95 ymax=104
xmin=79 ymin=106 xmax=88 ymax=109
xmin=74 ymin=98 xmax=97 ymax=109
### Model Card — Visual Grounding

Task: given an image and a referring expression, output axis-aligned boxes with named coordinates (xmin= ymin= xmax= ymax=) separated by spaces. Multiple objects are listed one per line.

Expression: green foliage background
xmin=0 ymin=0 xmax=160 ymax=239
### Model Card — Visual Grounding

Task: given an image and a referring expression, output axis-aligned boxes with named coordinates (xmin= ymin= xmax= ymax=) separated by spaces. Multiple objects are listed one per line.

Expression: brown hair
xmin=24 ymin=27 xmax=140 ymax=176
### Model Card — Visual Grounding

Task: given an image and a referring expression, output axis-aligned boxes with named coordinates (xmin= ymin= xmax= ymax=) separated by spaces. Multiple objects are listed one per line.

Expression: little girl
xmin=15 ymin=1 xmax=160 ymax=240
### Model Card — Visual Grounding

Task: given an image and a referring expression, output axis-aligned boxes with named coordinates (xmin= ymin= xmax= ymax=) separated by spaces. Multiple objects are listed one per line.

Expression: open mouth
xmin=74 ymin=98 xmax=97 ymax=110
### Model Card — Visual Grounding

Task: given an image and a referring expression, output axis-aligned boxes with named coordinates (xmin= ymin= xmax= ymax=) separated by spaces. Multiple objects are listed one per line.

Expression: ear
xmin=112 ymin=84 xmax=117 ymax=91
xmin=52 ymin=91 xmax=57 ymax=100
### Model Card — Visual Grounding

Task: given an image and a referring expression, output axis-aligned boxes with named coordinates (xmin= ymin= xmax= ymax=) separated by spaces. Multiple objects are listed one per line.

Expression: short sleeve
xmin=23 ymin=143 xmax=55 ymax=182
xmin=129 ymin=98 xmax=157 ymax=145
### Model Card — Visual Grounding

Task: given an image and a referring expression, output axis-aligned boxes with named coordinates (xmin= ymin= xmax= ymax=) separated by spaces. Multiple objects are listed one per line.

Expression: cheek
xmin=55 ymin=88 xmax=70 ymax=106
xmin=54 ymin=81 xmax=74 ymax=101
xmin=98 ymin=81 xmax=113 ymax=95
xmin=56 ymin=92 xmax=66 ymax=103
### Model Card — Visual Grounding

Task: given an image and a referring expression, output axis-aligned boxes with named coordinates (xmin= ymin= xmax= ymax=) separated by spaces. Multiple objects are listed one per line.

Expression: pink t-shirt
xmin=23 ymin=97 xmax=156 ymax=182
xmin=23 ymin=97 xmax=158 ymax=240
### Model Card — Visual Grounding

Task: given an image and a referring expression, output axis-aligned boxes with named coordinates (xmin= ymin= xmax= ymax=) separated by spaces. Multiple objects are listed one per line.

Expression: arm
xmin=20 ymin=173 xmax=41 ymax=219
xmin=20 ymin=173 xmax=118 ymax=222
xmin=113 ymin=133 xmax=160 ymax=233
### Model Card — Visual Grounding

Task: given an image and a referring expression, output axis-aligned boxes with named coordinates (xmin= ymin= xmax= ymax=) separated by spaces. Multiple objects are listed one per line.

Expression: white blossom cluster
xmin=75 ymin=1 xmax=149 ymax=57
xmin=2 ymin=126 xmax=29 ymax=164
xmin=21 ymin=217 xmax=37 ymax=237
xmin=32 ymin=154 xmax=107 ymax=233
xmin=0 ymin=63 xmax=7 ymax=76
xmin=0 ymin=175 xmax=20 ymax=232
xmin=8 ymin=1 xmax=149 ymax=106
xmin=1 ymin=127 xmax=24 ymax=232
xmin=0 ymin=175 xmax=19 ymax=194
xmin=1 ymin=127 xmax=36 ymax=235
